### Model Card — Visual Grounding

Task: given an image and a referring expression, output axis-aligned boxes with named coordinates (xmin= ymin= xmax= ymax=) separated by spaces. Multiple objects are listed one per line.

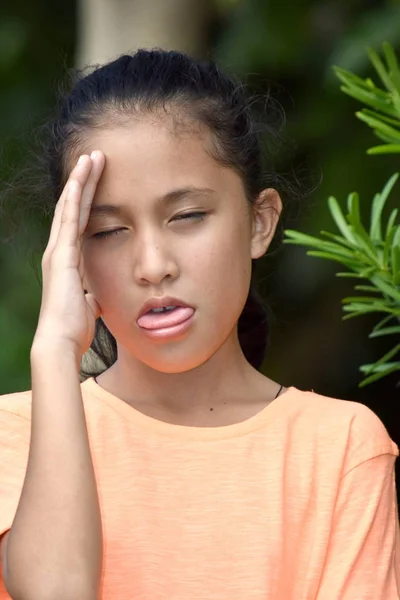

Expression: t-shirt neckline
xmin=82 ymin=377 xmax=300 ymax=441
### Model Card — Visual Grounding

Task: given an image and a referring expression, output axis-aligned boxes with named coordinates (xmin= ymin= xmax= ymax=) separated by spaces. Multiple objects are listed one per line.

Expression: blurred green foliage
xmin=0 ymin=0 xmax=75 ymax=392
xmin=335 ymin=43 xmax=400 ymax=154
xmin=285 ymin=43 xmax=400 ymax=387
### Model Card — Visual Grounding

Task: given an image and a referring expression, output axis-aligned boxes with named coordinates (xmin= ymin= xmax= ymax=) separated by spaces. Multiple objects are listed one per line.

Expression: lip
xmin=138 ymin=312 xmax=195 ymax=340
xmin=137 ymin=296 xmax=194 ymax=320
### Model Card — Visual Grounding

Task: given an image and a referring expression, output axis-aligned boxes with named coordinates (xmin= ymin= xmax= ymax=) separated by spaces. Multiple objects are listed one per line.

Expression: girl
xmin=0 ymin=50 xmax=399 ymax=600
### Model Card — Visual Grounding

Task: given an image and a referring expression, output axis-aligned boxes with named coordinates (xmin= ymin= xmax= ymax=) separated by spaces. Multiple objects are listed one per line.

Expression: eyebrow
xmin=89 ymin=187 xmax=215 ymax=217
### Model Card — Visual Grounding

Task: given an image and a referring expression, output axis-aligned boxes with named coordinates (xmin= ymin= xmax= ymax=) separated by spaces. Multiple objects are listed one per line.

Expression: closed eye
xmin=92 ymin=212 xmax=206 ymax=240
xmin=92 ymin=228 xmax=127 ymax=240
xmin=171 ymin=211 xmax=207 ymax=222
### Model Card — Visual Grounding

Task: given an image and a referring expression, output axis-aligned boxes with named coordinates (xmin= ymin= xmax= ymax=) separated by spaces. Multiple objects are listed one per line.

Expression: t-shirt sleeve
xmin=316 ymin=403 xmax=400 ymax=600
xmin=0 ymin=401 xmax=30 ymax=597
xmin=0 ymin=409 xmax=30 ymax=538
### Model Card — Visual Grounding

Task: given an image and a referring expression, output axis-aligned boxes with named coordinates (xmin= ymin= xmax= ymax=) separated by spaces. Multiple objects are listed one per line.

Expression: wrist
xmin=31 ymin=336 xmax=81 ymax=366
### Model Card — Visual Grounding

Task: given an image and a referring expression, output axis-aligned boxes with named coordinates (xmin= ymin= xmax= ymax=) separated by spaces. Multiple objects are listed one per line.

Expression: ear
xmin=251 ymin=188 xmax=282 ymax=259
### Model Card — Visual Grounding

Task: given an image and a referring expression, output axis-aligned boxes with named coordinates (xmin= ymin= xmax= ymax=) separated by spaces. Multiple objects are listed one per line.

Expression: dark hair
xmin=6 ymin=49 xmax=302 ymax=377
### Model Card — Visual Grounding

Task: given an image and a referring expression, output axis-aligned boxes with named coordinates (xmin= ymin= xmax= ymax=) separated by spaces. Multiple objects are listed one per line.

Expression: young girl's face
xmin=81 ymin=115 xmax=280 ymax=373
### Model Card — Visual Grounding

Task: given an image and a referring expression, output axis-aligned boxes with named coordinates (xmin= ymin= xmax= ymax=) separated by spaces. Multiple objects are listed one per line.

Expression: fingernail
xmin=78 ymin=155 xmax=85 ymax=164
xmin=90 ymin=151 xmax=97 ymax=159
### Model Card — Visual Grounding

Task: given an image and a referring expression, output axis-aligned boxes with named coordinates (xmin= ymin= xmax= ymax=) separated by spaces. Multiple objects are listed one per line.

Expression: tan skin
xmin=1 ymin=114 xmax=284 ymax=591
xmin=80 ymin=116 xmax=285 ymax=426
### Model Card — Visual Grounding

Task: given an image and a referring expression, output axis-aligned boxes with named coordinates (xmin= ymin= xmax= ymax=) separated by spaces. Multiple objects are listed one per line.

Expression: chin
xmin=115 ymin=319 xmax=234 ymax=374
xmin=139 ymin=351 xmax=212 ymax=374
xmin=133 ymin=337 xmax=223 ymax=374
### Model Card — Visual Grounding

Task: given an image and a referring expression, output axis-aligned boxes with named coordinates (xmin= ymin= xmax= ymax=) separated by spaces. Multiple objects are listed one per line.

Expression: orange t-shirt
xmin=0 ymin=378 xmax=399 ymax=599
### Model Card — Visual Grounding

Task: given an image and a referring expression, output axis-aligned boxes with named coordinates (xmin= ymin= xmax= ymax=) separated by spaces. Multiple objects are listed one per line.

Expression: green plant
xmin=335 ymin=42 xmax=400 ymax=154
xmin=284 ymin=42 xmax=400 ymax=387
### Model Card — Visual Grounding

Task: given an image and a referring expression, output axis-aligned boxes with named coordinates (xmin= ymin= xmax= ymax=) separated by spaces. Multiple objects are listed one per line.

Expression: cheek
xmin=84 ymin=251 xmax=125 ymax=302
xmin=197 ymin=219 xmax=252 ymax=305
xmin=215 ymin=212 xmax=252 ymax=271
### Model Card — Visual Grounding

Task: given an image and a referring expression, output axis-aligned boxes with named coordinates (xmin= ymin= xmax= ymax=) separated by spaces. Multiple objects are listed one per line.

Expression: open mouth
xmin=149 ymin=306 xmax=176 ymax=313
xmin=137 ymin=306 xmax=195 ymax=331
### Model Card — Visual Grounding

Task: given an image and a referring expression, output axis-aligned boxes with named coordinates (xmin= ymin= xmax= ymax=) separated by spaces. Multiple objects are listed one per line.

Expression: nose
xmin=133 ymin=233 xmax=179 ymax=286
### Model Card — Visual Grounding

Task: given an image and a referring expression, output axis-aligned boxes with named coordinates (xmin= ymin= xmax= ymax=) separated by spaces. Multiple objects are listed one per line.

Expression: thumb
xmin=85 ymin=292 xmax=102 ymax=320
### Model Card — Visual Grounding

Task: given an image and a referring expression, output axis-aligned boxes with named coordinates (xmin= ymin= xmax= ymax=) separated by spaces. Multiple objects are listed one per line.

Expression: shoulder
xmin=0 ymin=391 xmax=32 ymax=471
xmin=0 ymin=379 xmax=111 ymax=445
xmin=0 ymin=389 xmax=32 ymax=422
xmin=0 ymin=378 xmax=102 ymax=423
xmin=282 ymin=387 xmax=399 ymax=474
xmin=0 ymin=391 xmax=32 ymax=533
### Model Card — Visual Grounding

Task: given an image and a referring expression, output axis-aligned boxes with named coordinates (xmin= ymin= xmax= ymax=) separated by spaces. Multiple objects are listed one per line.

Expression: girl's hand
xmin=33 ymin=151 xmax=105 ymax=357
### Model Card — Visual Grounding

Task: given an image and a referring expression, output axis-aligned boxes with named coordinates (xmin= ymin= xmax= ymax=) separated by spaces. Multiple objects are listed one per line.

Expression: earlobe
xmin=251 ymin=188 xmax=282 ymax=259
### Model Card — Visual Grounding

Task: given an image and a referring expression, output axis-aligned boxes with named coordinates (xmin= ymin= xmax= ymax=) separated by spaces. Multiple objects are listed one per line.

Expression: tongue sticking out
xmin=137 ymin=306 xmax=194 ymax=330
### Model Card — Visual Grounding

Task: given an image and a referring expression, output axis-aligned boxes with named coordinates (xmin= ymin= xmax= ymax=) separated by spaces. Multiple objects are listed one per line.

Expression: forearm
xmin=5 ymin=342 xmax=102 ymax=600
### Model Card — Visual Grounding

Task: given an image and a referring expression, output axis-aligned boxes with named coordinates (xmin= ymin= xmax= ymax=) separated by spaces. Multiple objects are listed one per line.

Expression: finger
xmin=79 ymin=151 xmax=106 ymax=234
xmin=44 ymin=183 xmax=70 ymax=260
xmin=55 ymin=179 xmax=82 ymax=248
xmin=45 ymin=156 xmax=93 ymax=257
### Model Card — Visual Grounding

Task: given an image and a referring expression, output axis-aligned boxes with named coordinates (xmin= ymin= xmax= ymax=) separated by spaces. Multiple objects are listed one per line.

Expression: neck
xmin=95 ymin=331 xmax=276 ymax=420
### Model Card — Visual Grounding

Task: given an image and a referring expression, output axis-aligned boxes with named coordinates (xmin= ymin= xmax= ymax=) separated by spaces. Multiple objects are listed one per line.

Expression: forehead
xmin=78 ymin=117 xmax=244 ymax=203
